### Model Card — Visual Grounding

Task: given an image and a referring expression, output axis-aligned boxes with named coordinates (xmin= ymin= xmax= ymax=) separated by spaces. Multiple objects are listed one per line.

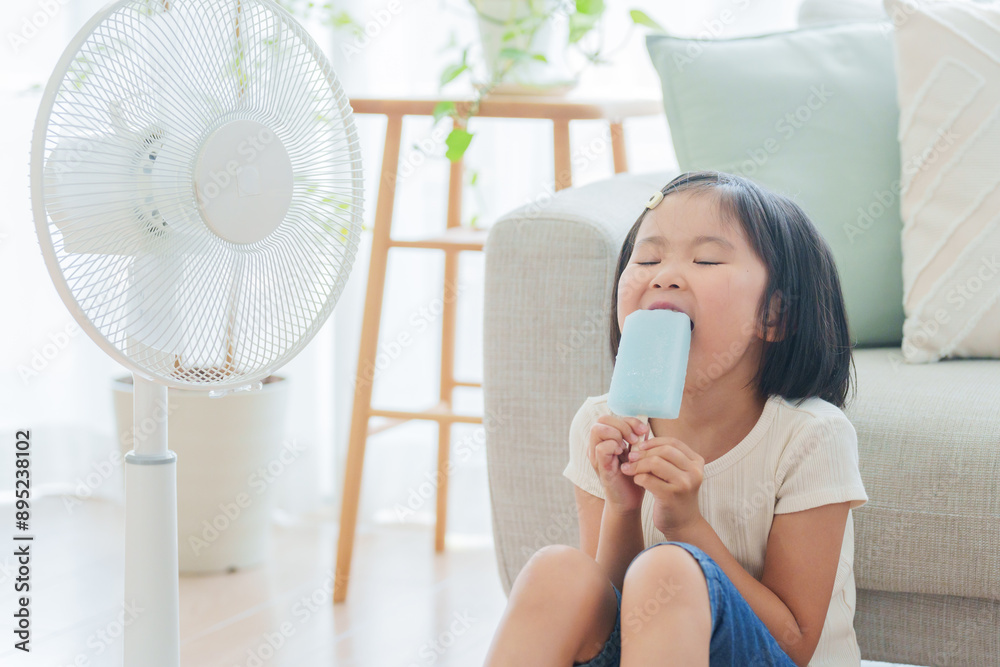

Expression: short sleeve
xmin=773 ymin=414 xmax=869 ymax=514
xmin=562 ymin=398 xmax=606 ymax=500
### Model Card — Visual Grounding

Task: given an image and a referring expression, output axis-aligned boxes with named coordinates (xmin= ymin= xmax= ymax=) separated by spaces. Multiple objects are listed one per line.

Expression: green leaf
xmin=440 ymin=63 xmax=468 ymax=87
xmin=326 ymin=11 xmax=357 ymax=29
xmin=498 ymin=47 xmax=531 ymax=61
xmin=432 ymin=101 xmax=456 ymax=124
xmin=629 ymin=9 xmax=666 ymax=32
xmin=576 ymin=0 xmax=604 ymax=15
xmin=532 ymin=53 xmax=548 ymax=62
xmin=445 ymin=128 xmax=474 ymax=162
xmin=569 ymin=12 xmax=598 ymax=42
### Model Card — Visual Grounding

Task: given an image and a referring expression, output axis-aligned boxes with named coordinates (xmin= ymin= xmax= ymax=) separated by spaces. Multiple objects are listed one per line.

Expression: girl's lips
xmin=646 ymin=301 xmax=695 ymax=330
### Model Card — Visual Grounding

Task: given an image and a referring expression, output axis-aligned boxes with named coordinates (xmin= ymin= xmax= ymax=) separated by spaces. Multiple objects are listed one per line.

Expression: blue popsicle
xmin=607 ymin=308 xmax=691 ymax=420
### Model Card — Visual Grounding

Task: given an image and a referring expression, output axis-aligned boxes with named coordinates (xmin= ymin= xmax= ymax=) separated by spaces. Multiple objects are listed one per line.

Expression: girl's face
xmin=617 ymin=191 xmax=776 ymax=390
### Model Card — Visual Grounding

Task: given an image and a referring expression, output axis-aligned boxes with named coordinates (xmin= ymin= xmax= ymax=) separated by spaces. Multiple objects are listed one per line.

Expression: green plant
xmin=275 ymin=0 xmax=363 ymax=34
xmin=433 ymin=0 xmax=609 ymax=164
xmin=628 ymin=9 xmax=666 ymax=33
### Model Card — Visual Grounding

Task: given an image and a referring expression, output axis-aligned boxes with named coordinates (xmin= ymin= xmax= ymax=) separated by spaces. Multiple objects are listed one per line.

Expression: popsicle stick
xmin=630 ymin=413 xmax=648 ymax=453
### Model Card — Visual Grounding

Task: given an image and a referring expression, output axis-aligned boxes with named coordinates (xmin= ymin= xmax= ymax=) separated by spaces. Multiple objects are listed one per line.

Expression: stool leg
xmin=437 ymin=252 xmax=459 ymax=552
xmin=435 ymin=120 xmax=465 ymax=552
xmin=334 ymin=113 xmax=403 ymax=603
xmin=610 ymin=121 xmax=628 ymax=173
xmin=553 ymin=118 xmax=572 ymax=191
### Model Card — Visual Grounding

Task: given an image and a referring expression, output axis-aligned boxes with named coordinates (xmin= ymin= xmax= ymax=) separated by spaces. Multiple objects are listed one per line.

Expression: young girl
xmin=483 ymin=171 xmax=869 ymax=666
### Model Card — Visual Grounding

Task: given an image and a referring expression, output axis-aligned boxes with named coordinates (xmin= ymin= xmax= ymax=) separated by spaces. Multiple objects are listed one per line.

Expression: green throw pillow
xmin=646 ymin=21 xmax=904 ymax=347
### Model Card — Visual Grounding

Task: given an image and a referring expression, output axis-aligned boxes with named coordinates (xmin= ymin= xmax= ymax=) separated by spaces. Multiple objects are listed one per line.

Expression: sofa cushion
xmin=798 ymin=0 xmax=887 ymax=26
xmin=847 ymin=347 xmax=1000 ymax=600
xmin=883 ymin=0 xmax=1000 ymax=362
xmin=645 ymin=22 xmax=905 ymax=348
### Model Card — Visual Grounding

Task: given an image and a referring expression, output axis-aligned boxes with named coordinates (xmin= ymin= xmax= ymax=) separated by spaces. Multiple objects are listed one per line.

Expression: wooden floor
xmin=0 ymin=497 xmax=912 ymax=667
xmin=0 ymin=496 xmax=507 ymax=666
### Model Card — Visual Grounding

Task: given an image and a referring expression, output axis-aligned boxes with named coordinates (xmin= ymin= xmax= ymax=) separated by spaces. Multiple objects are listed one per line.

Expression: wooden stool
xmin=334 ymin=95 xmax=663 ymax=603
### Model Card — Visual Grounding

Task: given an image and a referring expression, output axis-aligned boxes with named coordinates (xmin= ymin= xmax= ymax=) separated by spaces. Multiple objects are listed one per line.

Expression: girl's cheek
xmin=619 ymin=267 xmax=645 ymax=300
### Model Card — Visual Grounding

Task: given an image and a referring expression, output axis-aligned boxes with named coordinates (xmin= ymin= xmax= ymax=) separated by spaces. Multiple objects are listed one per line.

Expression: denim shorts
xmin=572 ymin=541 xmax=798 ymax=667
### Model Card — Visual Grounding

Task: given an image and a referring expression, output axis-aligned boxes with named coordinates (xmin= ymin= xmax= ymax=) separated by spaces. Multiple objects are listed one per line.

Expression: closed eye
xmin=636 ymin=261 xmax=720 ymax=265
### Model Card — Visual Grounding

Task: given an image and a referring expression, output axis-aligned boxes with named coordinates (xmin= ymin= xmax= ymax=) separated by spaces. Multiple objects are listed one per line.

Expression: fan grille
xmin=33 ymin=0 xmax=364 ymax=389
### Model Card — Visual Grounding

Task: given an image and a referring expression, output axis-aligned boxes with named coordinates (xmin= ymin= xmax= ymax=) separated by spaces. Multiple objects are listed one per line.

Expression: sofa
xmin=481 ymin=168 xmax=1000 ymax=665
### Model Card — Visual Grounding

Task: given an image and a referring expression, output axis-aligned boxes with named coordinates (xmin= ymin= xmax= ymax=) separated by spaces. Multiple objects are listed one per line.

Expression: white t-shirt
xmin=562 ymin=392 xmax=869 ymax=667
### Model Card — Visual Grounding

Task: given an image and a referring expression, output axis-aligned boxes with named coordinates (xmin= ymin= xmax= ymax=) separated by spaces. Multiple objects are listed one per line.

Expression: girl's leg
xmin=483 ymin=545 xmax=620 ymax=667
xmin=619 ymin=543 xmax=711 ymax=667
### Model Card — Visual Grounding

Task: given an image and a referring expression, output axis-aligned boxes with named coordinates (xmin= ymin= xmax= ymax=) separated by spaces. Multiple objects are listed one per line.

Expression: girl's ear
xmin=762 ymin=290 xmax=786 ymax=343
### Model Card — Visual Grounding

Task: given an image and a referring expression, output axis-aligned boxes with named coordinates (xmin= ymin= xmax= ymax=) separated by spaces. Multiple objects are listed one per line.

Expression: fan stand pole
xmin=124 ymin=374 xmax=180 ymax=667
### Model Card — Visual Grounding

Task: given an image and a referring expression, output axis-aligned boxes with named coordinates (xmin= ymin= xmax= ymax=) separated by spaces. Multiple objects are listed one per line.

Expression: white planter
xmin=112 ymin=375 xmax=289 ymax=574
xmin=473 ymin=0 xmax=578 ymax=95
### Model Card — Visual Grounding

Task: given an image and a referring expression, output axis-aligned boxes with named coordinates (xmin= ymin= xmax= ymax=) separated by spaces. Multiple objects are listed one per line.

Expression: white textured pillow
xmin=886 ymin=0 xmax=1000 ymax=362
xmin=798 ymin=0 xmax=888 ymax=26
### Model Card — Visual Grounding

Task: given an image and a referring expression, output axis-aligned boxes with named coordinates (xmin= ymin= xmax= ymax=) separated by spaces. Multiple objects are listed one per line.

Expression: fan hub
xmin=194 ymin=120 xmax=292 ymax=244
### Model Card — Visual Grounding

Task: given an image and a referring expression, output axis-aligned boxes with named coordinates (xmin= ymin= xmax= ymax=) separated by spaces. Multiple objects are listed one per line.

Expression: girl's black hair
xmin=609 ymin=170 xmax=856 ymax=409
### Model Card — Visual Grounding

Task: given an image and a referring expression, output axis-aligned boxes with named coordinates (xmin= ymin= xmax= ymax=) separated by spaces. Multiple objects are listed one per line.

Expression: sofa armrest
xmin=483 ymin=169 xmax=678 ymax=596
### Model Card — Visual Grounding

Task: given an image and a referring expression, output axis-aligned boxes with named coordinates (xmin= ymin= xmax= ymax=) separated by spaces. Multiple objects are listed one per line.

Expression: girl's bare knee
xmin=511 ymin=545 xmax=619 ymax=661
xmin=513 ymin=545 xmax=590 ymax=597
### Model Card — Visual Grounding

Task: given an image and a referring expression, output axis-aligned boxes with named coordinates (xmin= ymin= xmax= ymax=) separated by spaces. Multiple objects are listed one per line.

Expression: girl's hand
xmin=619 ymin=435 xmax=704 ymax=535
xmin=587 ymin=414 xmax=648 ymax=513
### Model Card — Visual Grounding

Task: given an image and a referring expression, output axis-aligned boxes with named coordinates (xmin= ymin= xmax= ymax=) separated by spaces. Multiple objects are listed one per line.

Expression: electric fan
xmin=30 ymin=0 xmax=363 ymax=663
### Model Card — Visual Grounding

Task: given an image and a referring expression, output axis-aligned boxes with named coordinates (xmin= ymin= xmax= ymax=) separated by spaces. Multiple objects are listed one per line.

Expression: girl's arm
xmin=667 ymin=501 xmax=851 ymax=667
xmin=596 ymin=504 xmax=645 ymax=591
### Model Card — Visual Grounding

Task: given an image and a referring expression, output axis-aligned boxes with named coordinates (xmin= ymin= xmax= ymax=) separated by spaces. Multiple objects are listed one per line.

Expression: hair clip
xmin=645 ymin=190 xmax=664 ymax=209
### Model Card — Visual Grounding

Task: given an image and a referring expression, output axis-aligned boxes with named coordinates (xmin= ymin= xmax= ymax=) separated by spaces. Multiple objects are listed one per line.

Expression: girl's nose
xmin=651 ymin=263 xmax=684 ymax=289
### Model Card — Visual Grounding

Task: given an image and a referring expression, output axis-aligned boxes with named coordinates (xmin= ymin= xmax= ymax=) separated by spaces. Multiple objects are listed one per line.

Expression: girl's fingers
xmin=629 ymin=444 xmax=693 ymax=473
xmin=622 ymin=456 xmax=678 ymax=487
xmin=593 ymin=423 xmax=628 ymax=446
xmin=596 ymin=439 xmax=624 ymax=465
xmin=638 ymin=436 xmax=703 ymax=464
xmin=596 ymin=414 xmax=646 ymax=443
